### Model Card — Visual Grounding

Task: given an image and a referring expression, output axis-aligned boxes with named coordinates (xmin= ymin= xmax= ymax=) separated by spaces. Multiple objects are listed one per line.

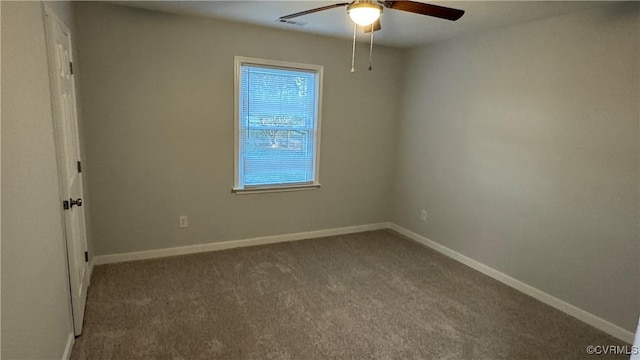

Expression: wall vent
xmin=276 ymin=19 xmax=308 ymax=27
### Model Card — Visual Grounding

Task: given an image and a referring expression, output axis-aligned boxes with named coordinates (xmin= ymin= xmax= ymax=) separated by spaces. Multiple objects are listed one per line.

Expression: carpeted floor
xmin=71 ymin=230 xmax=628 ymax=359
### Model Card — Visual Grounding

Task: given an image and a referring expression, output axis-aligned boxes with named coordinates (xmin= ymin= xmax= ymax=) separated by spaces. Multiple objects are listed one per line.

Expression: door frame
xmin=42 ymin=3 xmax=91 ymax=336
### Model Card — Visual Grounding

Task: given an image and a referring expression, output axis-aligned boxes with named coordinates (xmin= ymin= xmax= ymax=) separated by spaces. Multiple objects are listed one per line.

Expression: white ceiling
xmin=111 ymin=1 xmax=612 ymax=47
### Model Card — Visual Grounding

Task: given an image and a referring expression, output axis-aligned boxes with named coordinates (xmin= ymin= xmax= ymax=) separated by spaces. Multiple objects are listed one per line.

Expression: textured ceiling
xmin=110 ymin=1 xmax=612 ymax=47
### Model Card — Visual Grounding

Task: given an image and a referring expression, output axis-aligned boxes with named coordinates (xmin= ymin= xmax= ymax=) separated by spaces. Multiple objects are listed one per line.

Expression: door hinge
xmin=69 ymin=62 xmax=74 ymax=75
xmin=63 ymin=200 xmax=70 ymax=210
xmin=84 ymin=251 xmax=89 ymax=262
xmin=77 ymin=161 xmax=82 ymax=173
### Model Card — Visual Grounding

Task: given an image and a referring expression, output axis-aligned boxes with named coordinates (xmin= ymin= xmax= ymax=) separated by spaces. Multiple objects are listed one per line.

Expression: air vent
xmin=276 ymin=19 xmax=308 ymax=27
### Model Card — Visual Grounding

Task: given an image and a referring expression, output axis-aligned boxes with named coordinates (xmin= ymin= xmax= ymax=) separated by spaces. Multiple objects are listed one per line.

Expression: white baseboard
xmin=93 ymin=223 xmax=389 ymax=265
xmin=62 ymin=332 xmax=74 ymax=360
xmin=388 ymin=223 xmax=635 ymax=344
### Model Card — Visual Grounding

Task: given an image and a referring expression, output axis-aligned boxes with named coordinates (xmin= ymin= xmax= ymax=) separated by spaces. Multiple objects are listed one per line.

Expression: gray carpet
xmin=71 ymin=230 xmax=628 ymax=359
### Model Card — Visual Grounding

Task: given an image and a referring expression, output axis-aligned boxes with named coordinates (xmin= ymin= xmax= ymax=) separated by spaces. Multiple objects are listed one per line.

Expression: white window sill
xmin=232 ymin=184 xmax=321 ymax=195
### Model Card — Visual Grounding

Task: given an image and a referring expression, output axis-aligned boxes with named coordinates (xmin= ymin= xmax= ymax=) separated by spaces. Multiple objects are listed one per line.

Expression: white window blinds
xmin=235 ymin=58 xmax=322 ymax=191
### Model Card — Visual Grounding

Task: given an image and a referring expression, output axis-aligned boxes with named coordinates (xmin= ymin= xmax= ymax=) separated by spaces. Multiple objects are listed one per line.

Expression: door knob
xmin=70 ymin=198 xmax=82 ymax=208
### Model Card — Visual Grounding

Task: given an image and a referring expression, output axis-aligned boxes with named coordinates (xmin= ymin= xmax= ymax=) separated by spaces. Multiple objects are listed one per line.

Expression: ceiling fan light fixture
xmin=347 ymin=2 xmax=382 ymax=26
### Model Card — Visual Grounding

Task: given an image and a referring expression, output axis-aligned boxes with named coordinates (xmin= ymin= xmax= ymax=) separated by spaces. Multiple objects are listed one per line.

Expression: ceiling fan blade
xmin=381 ymin=1 xmax=464 ymax=21
xmin=363 ymin=19 xmax=382 ymax=33
xmin=279 ymin=2 xmax=350 ymax=20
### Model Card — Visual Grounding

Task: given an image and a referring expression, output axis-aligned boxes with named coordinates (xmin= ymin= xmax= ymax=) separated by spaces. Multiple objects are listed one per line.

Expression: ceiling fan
xmin=278 ymin=1 xmax=465 ymax=71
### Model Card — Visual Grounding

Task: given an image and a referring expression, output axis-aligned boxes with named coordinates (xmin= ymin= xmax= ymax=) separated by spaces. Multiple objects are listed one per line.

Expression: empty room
xmin=2 ymin=1 xmax=639 ymax=359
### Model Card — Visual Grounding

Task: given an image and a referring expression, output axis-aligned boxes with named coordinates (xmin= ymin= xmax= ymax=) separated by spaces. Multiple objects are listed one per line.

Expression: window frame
xmin=233 ymin=56 xmax=323 ymax=194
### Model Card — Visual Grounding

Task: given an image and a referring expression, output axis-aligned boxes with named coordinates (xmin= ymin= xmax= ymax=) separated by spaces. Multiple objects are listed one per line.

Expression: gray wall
xmin=391 ymin=4 xmax=640 ymax=332
xmin=74 ymin=2 xmax=403 ymax=256
xmin=1 ymin=1 xmax=75 ymax=358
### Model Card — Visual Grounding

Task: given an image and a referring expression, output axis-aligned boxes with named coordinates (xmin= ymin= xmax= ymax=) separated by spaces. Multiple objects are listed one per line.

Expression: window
xmin=233 ymin=57 xmax=323 ymax=193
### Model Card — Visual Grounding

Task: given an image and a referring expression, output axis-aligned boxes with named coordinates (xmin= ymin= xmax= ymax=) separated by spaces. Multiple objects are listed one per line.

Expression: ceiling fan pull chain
xmin=350 ymin=22 xmax=357 ymax=73
xmin=368 ymin=23 xmax=374 ymax=71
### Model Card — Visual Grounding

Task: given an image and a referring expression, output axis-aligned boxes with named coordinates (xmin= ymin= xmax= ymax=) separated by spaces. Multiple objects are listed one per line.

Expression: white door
xmin=44 ymin=8 xmax=89 ymax=336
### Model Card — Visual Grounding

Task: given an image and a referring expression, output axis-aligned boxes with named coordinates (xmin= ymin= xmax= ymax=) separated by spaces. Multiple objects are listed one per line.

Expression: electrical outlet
xmin=420 ymin=210 xmax=427 ymax=222
xmin=179 ymin=215 xmax=188 ymax=228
